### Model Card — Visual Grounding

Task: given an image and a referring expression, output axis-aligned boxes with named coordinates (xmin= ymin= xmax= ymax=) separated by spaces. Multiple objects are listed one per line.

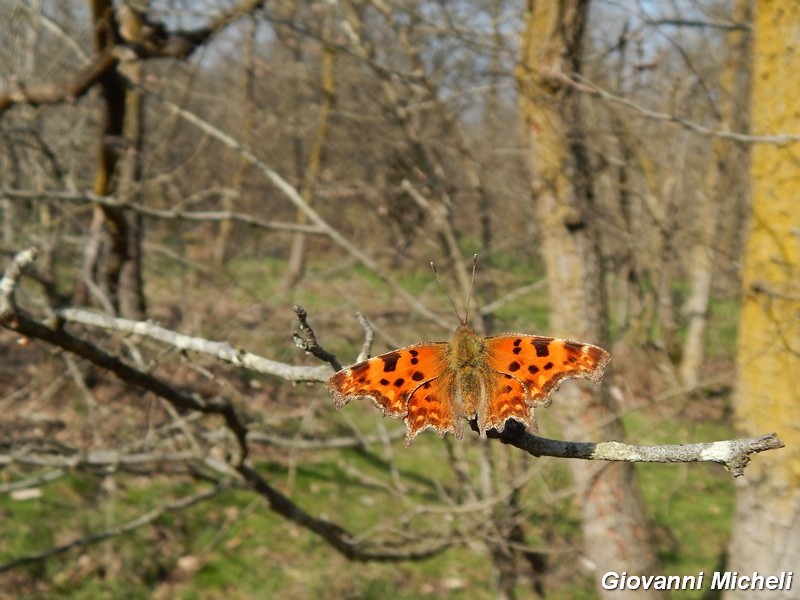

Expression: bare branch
xmin=652 ymin=19 xmax=750 ymax=31
xmin=0 ymin=0 xmax=268 ymax=115
xmin=0 ymin=188 xmax=325 ymax=235
xmin=0 ymin=469 xmax=65 ymax=494
xmin=0 ymin=247 xmax=38 ymax=314
xmin=1 ymin=250 xmax=251 ymax=461
xmin=56 ymin=306 xmax=333 ymax=383
xmin=138 ymin=81 xmax=447 ymax=327
xmin=485 ymin=421 xmax=783 ymax=478
xmin=0 ymin=449 xmax=201 ymax=470
xmin=0 ymin=483 xmax=232 ymax=574
xmin=236 ymin=463 xmax=451 ymax=561
xmin=129 ymin=0 xmax=266 ymax=59
xmin=0 ymin=51 xmax=118 ymax=116
xmin=5 ymin=248 xmax=781 ymax=483
xmin=292 ymin=304 xmax=342 ymax=371
xmin=355 ymin=312 xmax=375 ymax=363
xmin=549 ymin=72 xmax=800 ymax=145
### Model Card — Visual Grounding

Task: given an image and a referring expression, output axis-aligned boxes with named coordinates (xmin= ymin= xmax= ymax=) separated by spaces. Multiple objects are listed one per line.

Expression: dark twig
xmin=293 ymin=304 xmax=342 ymax=371
xmin=236 ymin=463 xmax=451 ymax=561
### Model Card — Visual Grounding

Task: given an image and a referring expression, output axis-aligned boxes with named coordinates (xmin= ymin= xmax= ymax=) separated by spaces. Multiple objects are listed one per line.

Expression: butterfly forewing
xmin=484 ymin=334 xmax=611 ymax=408
xmin=326 ymin=343 xmax=448 ymax=418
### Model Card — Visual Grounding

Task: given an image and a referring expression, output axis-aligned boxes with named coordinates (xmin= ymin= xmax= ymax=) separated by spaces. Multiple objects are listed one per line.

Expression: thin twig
xmin=293 ymin=304 xmax=341 ymax=371
xmin=0 ymin=188 xmax=325 ymax=235
xmin=551 ymin=71 xmax=800 ymax=145
xmin=355 ymin=312 xmax=375 ymax=363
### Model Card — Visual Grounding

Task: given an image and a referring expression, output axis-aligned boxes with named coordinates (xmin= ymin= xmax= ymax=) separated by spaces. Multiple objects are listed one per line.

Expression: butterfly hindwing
xmin=477 ymin=371 xmax=537 ymax=435
xmin=405 ymin=370 xmax=461 ymax=445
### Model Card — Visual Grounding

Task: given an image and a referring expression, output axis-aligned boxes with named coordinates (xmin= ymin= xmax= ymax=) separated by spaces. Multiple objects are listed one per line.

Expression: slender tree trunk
xmin=726 ymin=2 xmax=800 ymax=597
xmin=282 ymin=10 xmax=336 ymax=291
xmin=115 ymin=22 xmax=146 ymax=320
xmin=75 ymin=0 xmax=146 ymax=318
xmin=679 ymin=0 xmax=751 ymax=389
xmin=212 ymin=16 xmax=257 ymax=267
xmin=519 ymin=2 xmax=663 ymax=597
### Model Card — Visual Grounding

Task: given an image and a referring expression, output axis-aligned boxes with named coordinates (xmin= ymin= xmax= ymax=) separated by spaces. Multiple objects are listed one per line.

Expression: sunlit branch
xmin=485 ymin=421 xmax=783 ymax=478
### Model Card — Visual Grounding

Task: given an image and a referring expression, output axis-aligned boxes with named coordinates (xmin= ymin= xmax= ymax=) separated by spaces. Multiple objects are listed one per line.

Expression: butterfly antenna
xmin=464 ymin=254 xmax=477 ymax=324
xmin=430 ymin=261 xmax=465 ymax=324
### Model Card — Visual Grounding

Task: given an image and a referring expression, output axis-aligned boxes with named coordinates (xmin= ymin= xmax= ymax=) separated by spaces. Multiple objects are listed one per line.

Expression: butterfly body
xmin=327 ymin=321 xmax=610 ymax=446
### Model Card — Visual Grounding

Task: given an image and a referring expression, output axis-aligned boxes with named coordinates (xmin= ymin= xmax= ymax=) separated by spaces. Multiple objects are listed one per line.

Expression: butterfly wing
xmin=405 ymin=370 xmax=461 ymax=445
xmin=481 ymin=334 xmax=611 ymax=433
xmin=326 ymin=343 xmax=450 ymax=431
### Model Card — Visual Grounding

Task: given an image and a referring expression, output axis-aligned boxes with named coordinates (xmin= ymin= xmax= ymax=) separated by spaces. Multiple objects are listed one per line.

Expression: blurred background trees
xmin=1 ymin=0 xmax=795 ymax=598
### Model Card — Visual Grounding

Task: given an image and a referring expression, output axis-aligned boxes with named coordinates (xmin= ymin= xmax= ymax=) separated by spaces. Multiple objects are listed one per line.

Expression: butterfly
xmin=326 ymin=259 xmax=611 ymax=446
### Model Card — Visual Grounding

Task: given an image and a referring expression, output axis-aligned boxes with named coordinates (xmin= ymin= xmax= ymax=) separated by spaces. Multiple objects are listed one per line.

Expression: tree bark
xmin=519 ymin=2 xmax=663 ymax=597
xmin=726 ymin=1 xmax=800 ymax=597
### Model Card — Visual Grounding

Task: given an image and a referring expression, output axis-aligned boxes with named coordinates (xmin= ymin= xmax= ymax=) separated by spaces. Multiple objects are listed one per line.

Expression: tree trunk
xmin=74 ymin=0 xmax=146 ymax=318
xmin=726 ymin=1 xmax=800 ymax=597
xmin=519 ymin=2 xmax=663 ymax=597
xmin=679 ymin=0 xmax=751 ymax=389
xmin=282 ymin=8 xmax=336 ymax=292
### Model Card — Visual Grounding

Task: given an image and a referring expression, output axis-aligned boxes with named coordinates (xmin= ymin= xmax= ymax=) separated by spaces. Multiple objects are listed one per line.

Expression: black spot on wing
xmin=381 ymin=352 xmax=401 ymax=372
xmin=533 ymin=339 xmax=550 ymax=357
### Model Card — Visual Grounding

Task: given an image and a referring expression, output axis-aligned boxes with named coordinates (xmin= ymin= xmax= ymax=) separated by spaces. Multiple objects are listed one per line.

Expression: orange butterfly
xmin=326 ymin=260 xmax=610 ymax=446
